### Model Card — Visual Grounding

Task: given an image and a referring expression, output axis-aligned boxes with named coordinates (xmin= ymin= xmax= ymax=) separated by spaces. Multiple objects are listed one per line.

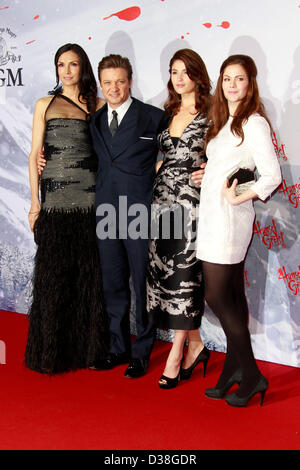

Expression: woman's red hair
xmin=205 ymin=54 xmax=272 ymax=147
xmin=164 ymin=49 xmax=211 ymax=117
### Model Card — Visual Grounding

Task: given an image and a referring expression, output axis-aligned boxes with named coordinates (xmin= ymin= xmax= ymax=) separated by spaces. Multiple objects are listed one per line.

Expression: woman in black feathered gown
xmin=25 ymin=43 xmax=109 ymax=374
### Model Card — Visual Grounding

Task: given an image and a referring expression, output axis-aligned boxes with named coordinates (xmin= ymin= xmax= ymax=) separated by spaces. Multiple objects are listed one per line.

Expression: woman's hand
xmin=222 ymin=179 xmax=257 ymax=206
xmin=222 ymin=178 xmax=239 ymax=205
xmin=28 ymin=205 xmax=41 ymax=232
xmin=190 ymin=162 xmax=206 ymax=187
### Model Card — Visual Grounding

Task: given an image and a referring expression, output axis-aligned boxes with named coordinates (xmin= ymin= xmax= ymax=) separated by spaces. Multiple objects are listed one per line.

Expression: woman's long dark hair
xmin=205 ymin=54 xmax=272 ymax=148
xmin=49 ymin=43 xmax=97 ymax=114
xmin=164 ymin=48 xmax=211 ymax=117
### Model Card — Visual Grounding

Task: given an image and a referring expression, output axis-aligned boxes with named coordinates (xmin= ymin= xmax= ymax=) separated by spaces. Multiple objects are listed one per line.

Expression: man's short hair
xmin=98 ymin=54 xmax=133 ymax=81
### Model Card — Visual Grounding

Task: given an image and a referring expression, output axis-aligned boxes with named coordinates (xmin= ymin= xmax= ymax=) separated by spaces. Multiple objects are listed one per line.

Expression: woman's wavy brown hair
xmin=164 ymin=49 xmax=211 ymax=117
xmin=205 ymin=54 xmax=272 ymax=148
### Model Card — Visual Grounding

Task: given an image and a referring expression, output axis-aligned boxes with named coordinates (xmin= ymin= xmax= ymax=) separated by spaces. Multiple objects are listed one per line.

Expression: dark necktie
xmin=109 ymin=110 xmax=118 ymax=137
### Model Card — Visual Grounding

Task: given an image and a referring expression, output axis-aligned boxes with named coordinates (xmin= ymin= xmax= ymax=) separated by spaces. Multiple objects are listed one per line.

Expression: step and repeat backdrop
xmin=0 ymin=0 xmax=299 ymax=366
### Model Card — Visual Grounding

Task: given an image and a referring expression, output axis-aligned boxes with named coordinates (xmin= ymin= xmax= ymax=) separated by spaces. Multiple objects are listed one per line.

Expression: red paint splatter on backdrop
xmin=203 ymin=23 xmax=212 ymax=28
xmin=103 ymin=6 xmax=141 ymax=21
xmin=33 ymin=15 xmax=40 ymax=20
xmin=0 ymin=6 xmax=9 ymax=10
xmin=88 ymin=37 xmax=92 ymax=40
xmin=244 ymin=270 xmax=250 ymax=287
xmin=26 ymin=40 xmax=36 ymax=45
xmin=218 ymin=21 xmax=230 ymax=29
xmin=272 ymin=131 xmax=287 ymax=161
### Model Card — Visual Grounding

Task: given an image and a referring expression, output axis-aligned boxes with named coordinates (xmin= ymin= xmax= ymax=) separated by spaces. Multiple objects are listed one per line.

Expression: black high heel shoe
xmin=159 ymin=356 xmax=184 ymax=389
xmin=205 ymin=369 xmax=242 ymax=399
xmin=225 ymin=375 xmax=268 ymax=408
xmin=180 ymin=346 xmax=210 ymax=380
xmin=158 ymin=372 xmax=180 ymax=389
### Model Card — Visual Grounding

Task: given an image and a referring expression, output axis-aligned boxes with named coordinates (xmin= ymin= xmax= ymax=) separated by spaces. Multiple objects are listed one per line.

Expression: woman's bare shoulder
xmin=34 ymin=96 xmax=53 ymax=112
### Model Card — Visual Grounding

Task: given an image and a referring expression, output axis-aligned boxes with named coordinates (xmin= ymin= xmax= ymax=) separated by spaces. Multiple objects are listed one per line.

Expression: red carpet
xmin=0 ymin=309 xmax=299 ymax=450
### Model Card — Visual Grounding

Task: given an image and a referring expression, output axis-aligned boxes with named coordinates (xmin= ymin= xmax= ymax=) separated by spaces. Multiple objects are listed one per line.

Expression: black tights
xmin=203 ymin=260 xmax=260 ymax=397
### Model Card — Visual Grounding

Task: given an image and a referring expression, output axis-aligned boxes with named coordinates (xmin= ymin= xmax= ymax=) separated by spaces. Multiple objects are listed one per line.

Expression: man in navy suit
xmin=90 ymin=54 xmax=164 ymax=378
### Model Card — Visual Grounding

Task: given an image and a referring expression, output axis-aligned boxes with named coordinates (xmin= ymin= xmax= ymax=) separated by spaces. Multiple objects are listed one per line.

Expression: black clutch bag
xmin=227 ymin=168 xmax=256 ymax=195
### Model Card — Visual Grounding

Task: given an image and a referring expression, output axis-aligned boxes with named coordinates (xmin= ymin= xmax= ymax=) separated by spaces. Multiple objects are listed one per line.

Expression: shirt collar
xmin=107 ymin=96 xmax=133 ymax=123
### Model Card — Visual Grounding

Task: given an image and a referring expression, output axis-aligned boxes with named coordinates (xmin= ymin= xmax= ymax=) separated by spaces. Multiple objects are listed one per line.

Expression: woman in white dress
xmin=196 ymin=55 xmax=282 ymax=407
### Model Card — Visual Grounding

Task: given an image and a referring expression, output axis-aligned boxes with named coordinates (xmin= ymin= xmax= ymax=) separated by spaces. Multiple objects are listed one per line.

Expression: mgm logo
xmin=0 ymin=27 xmax=24 ymax=87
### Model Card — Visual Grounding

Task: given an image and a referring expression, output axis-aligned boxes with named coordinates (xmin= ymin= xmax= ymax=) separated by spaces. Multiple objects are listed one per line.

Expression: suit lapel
xmin=92 ymin=98 xmax=153 ymax=161
xmin=110 ymin=99 xmax=137 ymax=160
xmin=91 ymin=104 xmax=111 ymax=159
xmin=111 ymin=98 xmax=152 ymax=160
xmin=134 ymin=99 xmax=152 ymax=141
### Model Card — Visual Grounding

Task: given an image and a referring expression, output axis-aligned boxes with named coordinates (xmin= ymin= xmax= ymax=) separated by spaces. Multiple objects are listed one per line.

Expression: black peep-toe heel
xmin=180 ymin=346 xmax=210 ymax=380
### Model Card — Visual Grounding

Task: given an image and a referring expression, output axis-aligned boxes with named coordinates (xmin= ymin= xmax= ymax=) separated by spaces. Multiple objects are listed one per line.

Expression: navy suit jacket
xmin=90 ymin=98 xmax=164 ymax=210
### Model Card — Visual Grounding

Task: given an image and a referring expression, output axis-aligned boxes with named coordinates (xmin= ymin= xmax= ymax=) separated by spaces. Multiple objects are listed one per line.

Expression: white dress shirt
xmin=107 ymin=96 xmax=133 ymax=127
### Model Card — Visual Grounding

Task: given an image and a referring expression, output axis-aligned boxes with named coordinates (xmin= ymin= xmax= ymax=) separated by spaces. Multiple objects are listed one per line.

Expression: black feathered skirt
xmin=25 ymin=208 xmax=109 ymax=374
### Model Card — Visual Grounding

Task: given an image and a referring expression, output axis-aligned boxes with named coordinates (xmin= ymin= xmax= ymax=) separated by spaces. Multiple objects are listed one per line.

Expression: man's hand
xmin=37 ymin=149 xmax=46 ymax=175
xmin=190 ymin=162 xmax=206 ymax=187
